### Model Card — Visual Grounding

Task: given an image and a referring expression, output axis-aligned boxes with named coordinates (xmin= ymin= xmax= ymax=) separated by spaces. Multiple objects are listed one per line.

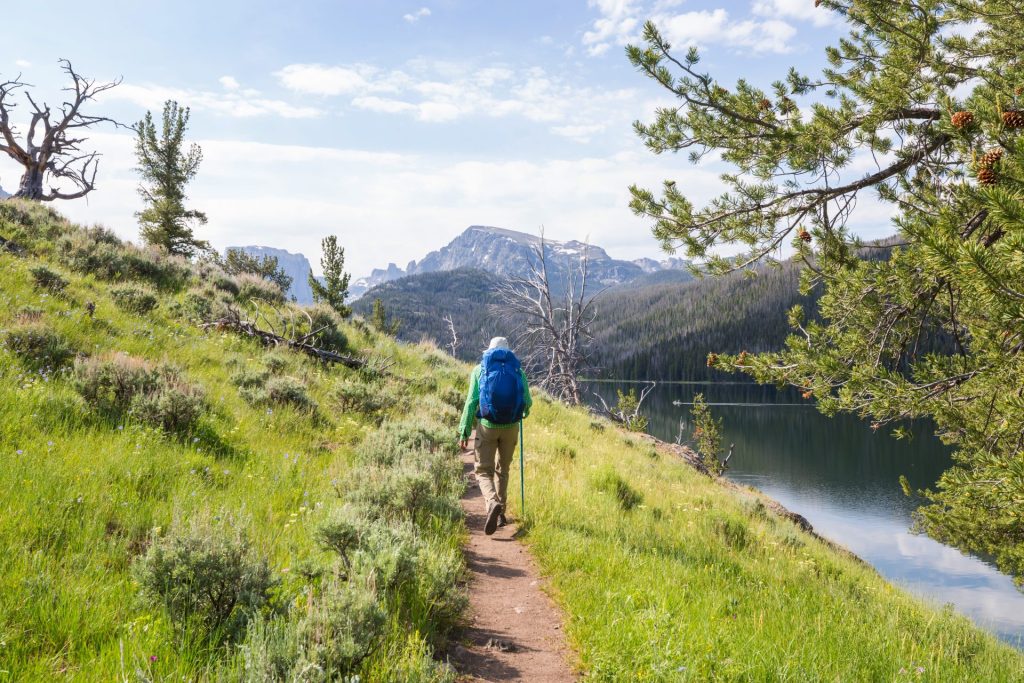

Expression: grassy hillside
xmin=2 ymin=201 xmax=1022 ymax=681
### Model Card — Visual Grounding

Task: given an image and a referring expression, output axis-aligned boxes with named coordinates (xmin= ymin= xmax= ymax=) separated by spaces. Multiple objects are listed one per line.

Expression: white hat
xmin=487 ymin=336 xmax=510 ymax=351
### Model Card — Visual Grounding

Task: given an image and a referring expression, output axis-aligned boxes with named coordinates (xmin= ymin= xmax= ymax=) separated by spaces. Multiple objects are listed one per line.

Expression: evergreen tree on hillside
xmin=370 ymin=298 xmax=401 ymax=336
xmin=135 ymin=100 xmax=208 ymax=256
xmin=628 ymin=4 xmax=1024 ymax=579
xmin=309 ymin=235 xmax=351 ymax=317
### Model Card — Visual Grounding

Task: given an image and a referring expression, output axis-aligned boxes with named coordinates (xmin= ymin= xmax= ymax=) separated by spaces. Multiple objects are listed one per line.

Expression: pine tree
xmin=135 ymin=101 xmax=208 ymax=256
xmin=628 ymin=3 xmax=1024 ymax=580
xmin=370 ymin=298 xmax=400 ymax=336
xmin=309 ymin=235 xmax=351 ymax=317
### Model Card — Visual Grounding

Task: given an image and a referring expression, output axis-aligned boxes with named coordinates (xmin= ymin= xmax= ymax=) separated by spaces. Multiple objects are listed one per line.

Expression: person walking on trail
xmin=459 ymin=336 xmax=532 ymax=536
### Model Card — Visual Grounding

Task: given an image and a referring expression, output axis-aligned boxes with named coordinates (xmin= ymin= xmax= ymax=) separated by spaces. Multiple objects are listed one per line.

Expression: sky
xmin=1 ymin=0 xmax=869 ymax=277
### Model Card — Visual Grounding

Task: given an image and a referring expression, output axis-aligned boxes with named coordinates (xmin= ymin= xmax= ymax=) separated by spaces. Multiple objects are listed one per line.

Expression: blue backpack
xmin=477 ymin=348 xmax=525 ymax=424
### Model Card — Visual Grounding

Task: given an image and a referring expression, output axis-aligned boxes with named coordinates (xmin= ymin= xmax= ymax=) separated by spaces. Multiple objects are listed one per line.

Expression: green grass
xmin=1 ymin=200 xmax=1022 ymax=681
xmin=0 ymin=201 xmax=466 ymax=681
xmin=511 ymin=403 xmax=1024 ymax=681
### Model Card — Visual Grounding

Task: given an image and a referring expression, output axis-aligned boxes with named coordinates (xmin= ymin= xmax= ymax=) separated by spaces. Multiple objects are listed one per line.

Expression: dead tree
xmin=594 ymin=381 xmax=656 ymax=429
xmin=495 ymin=230 xmax=600 ymax=405
xmin=443 ymin=313 xmax=459 ymax=356
xmin=0 ymin=59 xmax=123 ymax=201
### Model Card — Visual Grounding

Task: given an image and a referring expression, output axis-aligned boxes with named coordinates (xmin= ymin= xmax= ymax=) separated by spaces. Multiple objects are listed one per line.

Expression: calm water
xmin=590 ymin=381 xmax=1024 ymax=648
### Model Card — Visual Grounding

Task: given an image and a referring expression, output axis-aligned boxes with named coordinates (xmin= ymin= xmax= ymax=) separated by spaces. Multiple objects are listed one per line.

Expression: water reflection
xmin=589 ymin=382 xmax=1024 ymax=648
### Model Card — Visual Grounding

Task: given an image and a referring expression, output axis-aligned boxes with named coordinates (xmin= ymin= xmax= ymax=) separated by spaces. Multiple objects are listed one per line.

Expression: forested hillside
xmin=356 ymin=260 xmax=815 ymax=379
xmin=352 ymin=269 xmax=504 ymax=359
xmin=590 ymin=261 xmax=814 ymax=380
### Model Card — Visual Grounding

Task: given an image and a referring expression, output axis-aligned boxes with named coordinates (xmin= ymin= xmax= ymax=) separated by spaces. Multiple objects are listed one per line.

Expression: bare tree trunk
xmin=494 ymin=229 xmax=602 ymax=405
xmin=15 ymin=166 xmax=44 ymax=200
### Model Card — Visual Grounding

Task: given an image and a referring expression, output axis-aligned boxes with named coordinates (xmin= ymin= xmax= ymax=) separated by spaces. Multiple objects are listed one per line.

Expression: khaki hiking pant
xmin=473 ymin=423 xmax=519 ymax=511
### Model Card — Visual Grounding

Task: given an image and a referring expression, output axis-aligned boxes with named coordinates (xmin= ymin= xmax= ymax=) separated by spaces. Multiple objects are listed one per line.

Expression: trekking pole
xmin=519 ymin=420 xmax=525 ymax=517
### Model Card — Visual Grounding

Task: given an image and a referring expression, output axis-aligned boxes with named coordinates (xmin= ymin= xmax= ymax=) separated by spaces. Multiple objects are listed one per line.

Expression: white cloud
xmin=15 ymin=59 xmax=31 ymax=68
xmin=105 ymin=83 xmax=322 ymax=119
xmin=277 ymin=59 xmax=643 ymax=140
xmin=656 ymin=9 xmax=797 ymax=54
xmin=275 ymin=64 xmax=374 ymax=96
xmin=582 ymin=0 xmax=642 ymax=56
xmin=583 ymin=1 xmax=799 ymax=56
xmin=219 ymin=75 xmax=240 ymax=90
xmin=551 ymin=123 xmax=607 ymax=143
xmin=351 ymin=95 xmax=417 ymax=114
xmin=752 ymin=0 xmax=837 ymax=28
xmin=403 ymin=7 xmax=431 ymax=23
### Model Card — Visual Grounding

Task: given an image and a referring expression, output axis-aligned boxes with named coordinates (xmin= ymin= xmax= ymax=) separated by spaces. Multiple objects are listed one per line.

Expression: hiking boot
xmin=497 ymin=512 xmax=508 ymax=528
xmin=485 ymin=502 xmax=503 ymax=536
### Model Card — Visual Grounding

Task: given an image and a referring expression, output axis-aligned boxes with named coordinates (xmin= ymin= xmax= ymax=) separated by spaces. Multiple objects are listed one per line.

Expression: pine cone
xmin=707 ymin=353 xmax=718 ymax=368
xmin=977 ymin=166 xmax=998 ymax=185
xmin=798 ymin=228 xmax=812 ymax=243
xmin=815 ymin=0 xmax=822 ymax=6
xmin=759 ymin=98 xmax=772 ymax=110
xmin=978 ymin=148 xmax=1003 ymax=168
xmin=738 ymin=351 xmax=749 ymax=363
xmin=950 ymin=110 xmax=974 ymax=128
xmin=1002 ymin=110 xmax=1024 ymax=128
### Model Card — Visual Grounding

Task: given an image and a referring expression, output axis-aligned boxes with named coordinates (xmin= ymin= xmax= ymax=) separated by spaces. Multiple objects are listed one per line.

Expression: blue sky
xmin=2 ymin=0 xmax=864 ymax=276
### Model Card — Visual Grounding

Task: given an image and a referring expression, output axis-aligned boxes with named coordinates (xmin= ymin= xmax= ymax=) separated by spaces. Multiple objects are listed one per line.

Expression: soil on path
xmin=449 ymin=446 xmax=577 ymax=682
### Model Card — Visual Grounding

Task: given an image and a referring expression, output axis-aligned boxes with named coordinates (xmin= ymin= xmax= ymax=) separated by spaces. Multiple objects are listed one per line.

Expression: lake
xmin=589 ymin=381 xmax=1024 ymax=649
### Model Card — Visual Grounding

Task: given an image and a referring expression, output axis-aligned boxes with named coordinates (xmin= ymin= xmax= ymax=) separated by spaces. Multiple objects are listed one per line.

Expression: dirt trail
xmin=449 ymin=446 xmax=577 ymax=682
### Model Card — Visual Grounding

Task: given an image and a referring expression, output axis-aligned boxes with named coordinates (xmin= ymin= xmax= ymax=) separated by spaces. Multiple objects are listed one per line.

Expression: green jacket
xmin=458 ymin=364 xmax=532 ymax=440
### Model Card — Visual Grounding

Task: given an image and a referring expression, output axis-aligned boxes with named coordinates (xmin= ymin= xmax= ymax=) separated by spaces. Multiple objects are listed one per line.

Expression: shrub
xmin=592 ymin=468 xmax=643 ymax=511
xmin=73 ymin=354 xmax=206 ymax=434
xmin=133 ymin=517 xmax=274 ymax=642
xmin=267 ymin=376 xmax=317 ymax=411
xmin=29 ymin=265 xmax=69 ymax=293
xmin=3 ymin=323 xmax=74 ymax=371
xmin=111 ymin=285 xmax=159 ymax=315
xmin=355 ymin=419 xmax=455 ymax=467
xmin=264 ymin=351 xmax=288 ymax=374
xmin=234 ymin=273 xmax=285 ymax=305
xmin=315 ymin=505 xmax=366 ymax=572
xmin=347 ymin=461 xmax=460 ymax=526
xmin=231 ymin=367 xmax=270 ymax=389
xmin=307 ymin=304 xmax=348 ymax=353
xmin=334 ymin=379 xmax=394 ymax=419
xmin=178 ymin=287 xmax=228 ymax=322
xmin=293 ymin=580 xmax=385 ymax=678
xmin=237 ymin=614 xmax=299 ymax=682
xmin=212 ymin=273 xmax=241 ymax=296
xmin=239 ymin=375 xmax=317 ymax=411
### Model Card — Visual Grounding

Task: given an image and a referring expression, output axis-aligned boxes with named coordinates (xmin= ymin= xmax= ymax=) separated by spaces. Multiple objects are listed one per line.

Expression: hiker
xmin=459 ymin=336 xmax=532 ymax=535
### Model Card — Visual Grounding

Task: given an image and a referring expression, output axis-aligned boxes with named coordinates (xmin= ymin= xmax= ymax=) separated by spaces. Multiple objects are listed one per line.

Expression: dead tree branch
xmin=594 ymin=381 xmax=656 ymax=427
xmin=0 ymin=59 xmax=125 ymax=201
xmin=201 ymin=306 xmax=366 ymax=368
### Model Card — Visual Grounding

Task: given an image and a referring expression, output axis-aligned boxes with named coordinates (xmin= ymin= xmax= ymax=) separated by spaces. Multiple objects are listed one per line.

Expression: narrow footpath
xmin=449 ymin=446 xmax=577 ymax=682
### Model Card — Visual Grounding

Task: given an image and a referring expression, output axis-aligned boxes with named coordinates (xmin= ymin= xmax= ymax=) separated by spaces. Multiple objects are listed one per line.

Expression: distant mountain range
xmin=0 ymin=185 xmax=10 ymax=200
xmin=227 ymin=246 xmax=318 ymax=305
xmin=350 ymin=225 xmax=690 ymax=299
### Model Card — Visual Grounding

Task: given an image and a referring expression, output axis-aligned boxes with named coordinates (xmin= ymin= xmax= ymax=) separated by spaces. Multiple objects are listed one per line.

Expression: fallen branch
xmin=202 ymin=307 xmax=366 ymax=369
